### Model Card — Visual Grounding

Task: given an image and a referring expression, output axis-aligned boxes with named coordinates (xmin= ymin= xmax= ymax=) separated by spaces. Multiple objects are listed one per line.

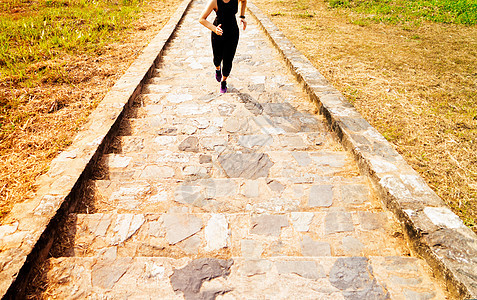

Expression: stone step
xmin=91 ymin=176 xmax=378 ymax=214
xmin=100 ymin=150 xmax=356 ymax=182
xmin=112 ymin=132 xmax=330 ymax=154
xmin=62 ymin=212 xmax=404 ymax=259
xmin=44 ymin=256 xmax=444 ymax=299
xmin=119 ymin=109 xmax=325 ymax=137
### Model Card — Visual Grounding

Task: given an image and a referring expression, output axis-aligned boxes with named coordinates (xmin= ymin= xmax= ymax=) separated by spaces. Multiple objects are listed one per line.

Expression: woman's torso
xmin=214 ymin=0 xmax=238 ymax=28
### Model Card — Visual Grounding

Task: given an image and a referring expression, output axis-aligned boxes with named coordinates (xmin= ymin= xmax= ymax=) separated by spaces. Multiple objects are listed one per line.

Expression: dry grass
xmin=253 ymin=0 xmax=477 ymax=233
xmin=0 ymin=0 xmax=180 ymax=222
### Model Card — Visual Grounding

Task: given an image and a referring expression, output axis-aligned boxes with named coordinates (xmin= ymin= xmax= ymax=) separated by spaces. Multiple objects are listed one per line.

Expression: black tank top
xmin=215 ymin=0 xmax=238 ymax=28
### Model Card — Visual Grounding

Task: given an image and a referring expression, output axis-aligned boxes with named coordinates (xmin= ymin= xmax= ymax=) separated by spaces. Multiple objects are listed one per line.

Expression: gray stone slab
xmin=300 ymin=235 xmax=331 ymax=256
xmin=329 ymin=257 xmax=390 ymax=299
xmin=140 ymin=165 xmax=175 ymax=179
xmin=174 ymin=185 xmax=204 ymax=204
xmin=250 ymin=215 xmax=289 ymax=236
xmin=170 ymin=258 xmax=233 ymax=299
xmin=218 ymin=152 xmax=274 ymax=179
xmin=325 ymin=211 xmax=354 ymax=234
xmin=358 ymin=212 xmax=386 ymax=231
xmin=291 ymin=152 xmax=312 ymax=166
xmin=290 ymin=212 xmax=314 ymax=232
xmin=309 ymin=185 xmax=333 ymax=207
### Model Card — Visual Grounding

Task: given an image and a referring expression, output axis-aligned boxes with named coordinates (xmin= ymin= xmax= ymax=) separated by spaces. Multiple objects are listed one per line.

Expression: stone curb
xmin=247 ymin=2 xmax=477 ymax=299
xmin=0 ymin=0 xmax=193 ymax=297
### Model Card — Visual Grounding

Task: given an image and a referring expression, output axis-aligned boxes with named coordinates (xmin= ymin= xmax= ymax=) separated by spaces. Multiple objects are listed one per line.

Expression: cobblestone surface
xmin=38 ymin=0 xmax=450 ymax=298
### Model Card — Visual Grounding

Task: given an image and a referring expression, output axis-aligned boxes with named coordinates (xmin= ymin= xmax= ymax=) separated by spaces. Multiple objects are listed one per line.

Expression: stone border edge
xmin=248 ymin=2 xmax=477 ymax=299
xmin=0 ymin=0 xmax=193 ymax=298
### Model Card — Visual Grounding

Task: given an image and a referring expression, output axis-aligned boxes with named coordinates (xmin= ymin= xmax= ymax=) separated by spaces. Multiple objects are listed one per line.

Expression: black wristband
xmin=240 ymin=15 xmax=245 ymax=19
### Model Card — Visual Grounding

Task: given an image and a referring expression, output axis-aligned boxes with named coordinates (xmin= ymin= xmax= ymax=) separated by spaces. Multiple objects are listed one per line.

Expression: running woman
xmin=199 ymin=0 xmax=247 ymax=93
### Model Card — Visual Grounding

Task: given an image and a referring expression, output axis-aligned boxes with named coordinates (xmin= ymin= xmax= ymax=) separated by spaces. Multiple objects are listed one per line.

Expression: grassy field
xmin=0 ymin=0 xmax=180 ymax=221
xmin=253 ymin=0 xmax=477 ymax=233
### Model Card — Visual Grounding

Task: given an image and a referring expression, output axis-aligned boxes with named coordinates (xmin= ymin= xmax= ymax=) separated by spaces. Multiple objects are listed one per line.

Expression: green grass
xmin=0 ymin=0 xmax=142 ymax=87
xmin=326 ymin=0 xmax=477 ymax=25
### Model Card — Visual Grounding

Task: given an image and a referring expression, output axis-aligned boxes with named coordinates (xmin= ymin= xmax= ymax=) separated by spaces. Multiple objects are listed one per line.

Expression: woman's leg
xmin=211 ymin=34 xmax=224 ymax=69
xmin=221 ymin=31 xmax=239 ymax=79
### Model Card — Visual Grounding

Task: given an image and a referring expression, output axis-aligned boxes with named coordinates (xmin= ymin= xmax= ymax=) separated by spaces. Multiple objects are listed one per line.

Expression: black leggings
xmin=211 ymin=22 xmax=239 ymax=78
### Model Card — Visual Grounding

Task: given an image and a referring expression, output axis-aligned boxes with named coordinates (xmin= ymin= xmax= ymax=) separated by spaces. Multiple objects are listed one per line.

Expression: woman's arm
xmin=199 ymin=0 xmax=223 ymax=35
xmin=239 ymin=0 xmax=247 ymax=30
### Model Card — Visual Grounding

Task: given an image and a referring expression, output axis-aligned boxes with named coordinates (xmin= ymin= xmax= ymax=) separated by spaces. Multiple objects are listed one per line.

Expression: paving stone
xmin=250 ymin=215 xmax=289 ymax=236
xmin=204 ymin=214 xmax=230 ymax=251
xmin=218 ymin=103 xmax=236 ymax=116
xmin=340 ymin=185 xmax=369 ymax=206
xmin=290 ymin=212 xmax=314 ymax=232
xmin=183 ymin=165 xmax=207 ymax=177
xmin=275 ymin=261 xmax=325 ymax=280
xmin=178 ymin=235 xmax=202 ymax=255
xmin=218 ymin=152 xmax=274 ymax=179
xmin=325 ymin=210 xmax=354 ymax=234
xmin=267 ymin=179 xmax=285 ymax=193
xmin=202 ymin=179 xmax=237 ymax=198
xmin=200 ymin=137 xmax=227 ymax=151
xmin=170 ymin=258 xmax=233 ymax=299
xmin=329 ymin=257 xmax=390 ymax=299
xmin=241 ymin=240 xmax=263 ymax=258
xmin=111 ymin=214 xmax=145 ymax=245
xmin=341 ymin=236 xmax=364 ymax=256
xmin=358 ymin=212 xmax=386 ymax=231
xmin=106 ymin=155 xmax=132 ymax=168
xmin=139 ymin=165 xmax=175 ymax=179
xmin=241 ymin=180 xmax=260 ymax=198
xmin=263 ymin=103 xmax=296 ymax=117
xmin=91 ymin=258 xmax=132 ymax=289
xmin=162 ymin=214 xmax=203 ymax=245
xmin=279 ymin=135 xmax=307 ymax=150
xmin=300 ymin=235 xmax=331 ymax=256
xmin=199 ymin=154 xmax=212 ymax=164
xmin=174 ymin=185 xmax=204 ymax=204
xmin=240 ymin=259 xmax=272 ymax=276
xmin=403 ymin=289 xmax=436 ymax=300
xmin=309 ymin=185 xmax=333 ymax=207
xmin=178 ymin=136 xmax=199 ymax=152
xmin=238 ymin=135 xmax=273 ymax=149
xmin=291 ymin=152 xmax=312 ymax=167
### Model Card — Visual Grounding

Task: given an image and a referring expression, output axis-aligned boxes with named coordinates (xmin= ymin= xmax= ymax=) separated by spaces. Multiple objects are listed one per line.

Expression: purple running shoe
xmin=220 ymin=81 xmax=227 ymax=93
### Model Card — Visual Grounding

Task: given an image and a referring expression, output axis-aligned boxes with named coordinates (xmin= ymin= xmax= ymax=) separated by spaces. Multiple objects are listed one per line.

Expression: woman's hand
xmin=215 ymin=24 xmax=223 ymax=35
xmin=240 ymin=18 xmax=247 ymax=30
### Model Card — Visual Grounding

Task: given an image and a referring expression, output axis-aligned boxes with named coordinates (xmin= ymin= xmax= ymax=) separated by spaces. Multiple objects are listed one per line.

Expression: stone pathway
xmin=41 ymin=0 xmax=447 ymax=298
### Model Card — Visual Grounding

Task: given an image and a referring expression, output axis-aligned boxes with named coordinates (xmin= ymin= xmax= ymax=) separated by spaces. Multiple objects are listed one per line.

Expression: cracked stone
xmin=218 ymin=152 xmax=274 ymax=179
xmin=111 ymin=214 xmax=145 ymax=245
xmin=251 ymin=215 xmax=288 ymax=236
xmin=162 ymin=214 xmax=203 ymax=245
xmin=309 ymin=185 xmax=333 ymax=207
xmin=275 ymin=261 xmax=325 ymax=280
xmin=92 ymin=258 xmax=132 ymax=289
